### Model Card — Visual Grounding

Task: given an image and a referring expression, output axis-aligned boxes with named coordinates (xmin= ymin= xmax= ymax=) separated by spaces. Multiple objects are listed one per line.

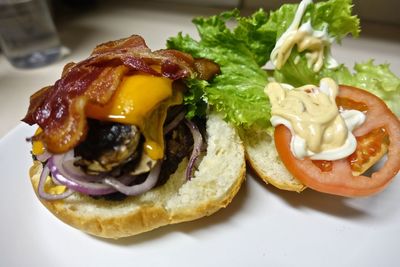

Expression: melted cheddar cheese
xmin=45 ymin=177 xmax=67 ymax=194
xmin=86 ymin=72 xmax=182 ymax=160
xmin=32 ymin=128 xmax=45 ymax=156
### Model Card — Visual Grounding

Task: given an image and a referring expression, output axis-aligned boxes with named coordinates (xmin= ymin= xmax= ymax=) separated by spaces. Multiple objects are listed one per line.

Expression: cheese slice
xmin=86 ymin=72 xmax=182 ymax=160
xmin=32 ymin=128 xmax=45 ymax=156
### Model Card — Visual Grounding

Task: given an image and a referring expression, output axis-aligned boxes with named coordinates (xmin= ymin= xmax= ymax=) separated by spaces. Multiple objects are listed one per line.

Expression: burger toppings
xmin=270 ymin=0 xmax=338 ymax=72
xmin=73 ymin=120 xmax=141 ymax=175
xmin=26 ymin=34 xmax=220 ymax=201
xmin=274 ymin=86 xmax=400 ymax=196
xmin=168 ymin=0 xmax=399 ymax=197
xmin=85 ymin=71 xmax=181 ymax=160
xmin=23 ymin=34 xmax=203 ymax=154
xmin=35 ymin=116 xmax=203 ymax=200
xmin=265 ymin=77 xmax=366 ymax=161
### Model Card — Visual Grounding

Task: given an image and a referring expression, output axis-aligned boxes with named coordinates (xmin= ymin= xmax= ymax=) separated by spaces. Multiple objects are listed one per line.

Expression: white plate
xmin=1 ymin=123 xmax=399 ymax=267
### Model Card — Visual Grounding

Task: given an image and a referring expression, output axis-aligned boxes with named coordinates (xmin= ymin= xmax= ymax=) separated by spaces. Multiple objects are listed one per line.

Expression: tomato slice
xmin=274 ymin=85 xmax=400 ymax=197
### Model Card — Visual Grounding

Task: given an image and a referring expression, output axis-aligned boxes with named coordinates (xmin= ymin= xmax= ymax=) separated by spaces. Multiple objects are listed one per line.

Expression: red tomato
xmin=274 ymin=85 xmax=400 ymax=197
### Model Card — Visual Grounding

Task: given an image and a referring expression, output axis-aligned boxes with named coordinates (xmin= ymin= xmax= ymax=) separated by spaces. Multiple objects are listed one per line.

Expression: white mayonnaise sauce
xmin=270 ymin=0 xmax=338 ymax=72
xmin=266 ymin=78 xmax=365 ymax=160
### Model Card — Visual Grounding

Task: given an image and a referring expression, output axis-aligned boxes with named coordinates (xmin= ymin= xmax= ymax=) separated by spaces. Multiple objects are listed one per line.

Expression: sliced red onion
xmin=103 ymin=160 xmax=161 ymax=196
xmin=54 ymin=150 xmax=105 ymax=182
xmin=62 ymin=159 xmax=98 ymax=181
xmin=48 ymin=156 xmax=117 ymax=196
xmin=184 ymin=119 xmax=203 ymax=180
xmin=36 ymin=150 xmax=52 ymax=162
xmin=51 ymin=175 xmax=62 ymax=185
xmin=48 ymin=153 xmax=147 ymax=196
xmin=38 ymin=132 xmax=164 ymax=198
xmin=38 ymin=163 xmax=75 ymax=200
xmin=164 ymin=111 xmax=185 ymax=134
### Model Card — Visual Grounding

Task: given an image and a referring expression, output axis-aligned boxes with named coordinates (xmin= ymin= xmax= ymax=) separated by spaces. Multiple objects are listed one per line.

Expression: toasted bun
xmin=29 ymin=113 xmax=246 ymax=239
xmin=241 ymin=126 xmax=389 ymax=192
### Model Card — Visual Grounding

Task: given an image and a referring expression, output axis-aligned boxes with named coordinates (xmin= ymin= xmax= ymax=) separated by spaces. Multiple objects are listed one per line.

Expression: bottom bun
xmin=239 ymin=126 xmax=306 ymax=192
xmin=241 ymin=124 xmax=389 ymax=193
xmin=29 ymin=113 xmax=246 ymax=239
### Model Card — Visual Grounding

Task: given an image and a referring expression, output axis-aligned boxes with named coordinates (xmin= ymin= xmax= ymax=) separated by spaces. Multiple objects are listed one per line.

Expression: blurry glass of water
xmin=0 ymin=0 xmax=62 ymax=68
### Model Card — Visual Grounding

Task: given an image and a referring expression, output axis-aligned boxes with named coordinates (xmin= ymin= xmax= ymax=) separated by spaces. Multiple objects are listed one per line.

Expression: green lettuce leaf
xmin=183 ymin=77 xmax=208 ymax=119
xmin=273 ymin=50 xmax=322 ymax=86
xmin=167 ymin=10 xmax=275 ymax=127
xmin=266 ymin=0 xmax=359 ymax=42
xmin=275 ymin=56 xmax=400 ymax=115
xmin=272 ymin=0 xmax=360 ymax=85
xmin=333 ymin=61 xmax=400 ymax=115
xmin=168 ymin=0 xmax=398 ymax=129
xmin=302 ymin=0 xmax=360 ymax=41
xmin=233 ymin=9 xmax=276 ymax=66
xmin=268 ymin=0 xmax=399 ymax=115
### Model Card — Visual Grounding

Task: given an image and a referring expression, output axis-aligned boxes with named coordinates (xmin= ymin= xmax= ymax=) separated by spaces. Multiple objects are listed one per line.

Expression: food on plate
xmin=168 ymin=0 xmax=400 ymax=197
xmin=23 ymin=35 xmax=245 ymax=238
xmin=268 ymin=81 xmax=399 ymax=196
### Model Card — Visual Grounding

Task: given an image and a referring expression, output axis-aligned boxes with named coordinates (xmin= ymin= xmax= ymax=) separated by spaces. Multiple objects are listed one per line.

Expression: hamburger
xmin=23 ymin=35 xmax=246 ymax=239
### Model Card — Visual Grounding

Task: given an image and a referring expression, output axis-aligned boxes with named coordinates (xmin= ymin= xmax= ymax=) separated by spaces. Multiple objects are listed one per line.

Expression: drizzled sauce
xmin=265 ymin=78 xmax=366 ymax=160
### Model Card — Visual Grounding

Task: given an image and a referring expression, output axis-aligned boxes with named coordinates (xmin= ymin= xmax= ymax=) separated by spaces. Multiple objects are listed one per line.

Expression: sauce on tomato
xmin=265 ymin=78 xmax=365 ymax=161
xmin=273 ymin=85 xmax=400 ymax=197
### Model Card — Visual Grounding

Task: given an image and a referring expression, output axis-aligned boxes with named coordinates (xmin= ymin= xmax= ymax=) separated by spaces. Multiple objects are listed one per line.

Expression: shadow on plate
xmin=247 ymin=167 xmax=368 ymax=219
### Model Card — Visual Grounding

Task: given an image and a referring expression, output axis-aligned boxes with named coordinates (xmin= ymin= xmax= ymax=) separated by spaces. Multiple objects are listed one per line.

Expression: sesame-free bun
xmin=29 ymin=113 xmax=246 ymax=239
xmin=239 ymin=126 xmax=305 ymax=192
xmin=240 ymin=125 xmax=388 ymax=193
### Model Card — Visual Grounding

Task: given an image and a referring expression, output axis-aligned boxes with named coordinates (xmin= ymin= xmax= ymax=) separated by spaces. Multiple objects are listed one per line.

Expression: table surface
xmin=0 ymin=1 xmax=399 ymax=139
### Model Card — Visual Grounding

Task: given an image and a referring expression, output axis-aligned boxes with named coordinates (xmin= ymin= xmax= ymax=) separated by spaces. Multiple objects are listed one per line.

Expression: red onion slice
xmin=48 ymin=154 xmax=146 ymax=196
xmin=56 ymin=150 xmax=105 ymax=182
xmin=48 ymin=156 xmax=117 ymax=195
xmin=164 ymin=111 xmax=185 ymax=134
xmin=38 ymin=163 xmax=75 ymax=200
xmin=103 ymin=160 xmax=161 ymax=196
xmin=36 ymin=150 xmax=52 ymax=162
xmin=38 ymin=136 xmax=164 ymax=198
xmin=184 ymin=119 xmax=203 ymax=180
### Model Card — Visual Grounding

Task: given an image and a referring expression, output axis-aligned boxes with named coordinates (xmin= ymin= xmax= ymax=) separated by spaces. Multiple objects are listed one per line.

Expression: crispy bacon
xmin=193 ymin=58 xmax=221 ymax=81
xmin=22 ymin=35 xmax=197 ymax=154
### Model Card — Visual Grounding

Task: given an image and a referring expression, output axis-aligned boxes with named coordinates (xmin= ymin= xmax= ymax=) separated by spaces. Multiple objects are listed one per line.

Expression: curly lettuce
xmin=269 ymin=0 xmax=399 ymax=115
xmin=332 ymin=61 xmax=400 ymax=115
xmin=272 ymin=0 xmax=360 ymax=84
xmin=167 ymin=10 xmax=275 ymax=127
xmin=168 ymin=0 xmax=399 ymax=129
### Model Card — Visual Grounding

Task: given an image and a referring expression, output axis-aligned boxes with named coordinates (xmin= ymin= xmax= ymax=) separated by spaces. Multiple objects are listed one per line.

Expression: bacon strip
xmin=22 ymin=35 xmax=196 ymax=153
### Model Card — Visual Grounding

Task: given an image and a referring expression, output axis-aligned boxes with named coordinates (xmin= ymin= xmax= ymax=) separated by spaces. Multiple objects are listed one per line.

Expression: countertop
xmin=0 ymin=1 xmax=399 ymax=139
